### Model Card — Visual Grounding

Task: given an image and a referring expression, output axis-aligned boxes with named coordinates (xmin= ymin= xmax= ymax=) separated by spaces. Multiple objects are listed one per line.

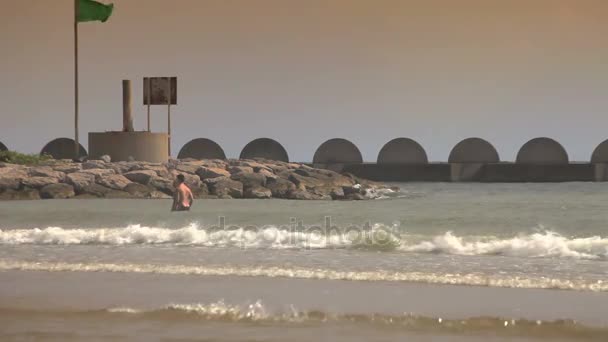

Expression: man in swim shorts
xmin=172 ymin=174 xmax=194 ymax=211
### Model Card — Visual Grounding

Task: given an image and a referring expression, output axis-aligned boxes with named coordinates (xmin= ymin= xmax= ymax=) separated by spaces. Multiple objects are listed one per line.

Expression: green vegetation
xmin=0 ymin=150 xmax=52 ymax=165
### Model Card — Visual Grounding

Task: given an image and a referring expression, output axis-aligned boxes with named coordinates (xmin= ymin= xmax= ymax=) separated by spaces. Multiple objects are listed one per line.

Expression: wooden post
xmin=167 ymin=77 xmax=172 ymax=157
xmin=122 ymin=80 xmax=134 ymax=132
xmin=74 ymin=0 xmax=80 ymax=159
xmin=146 ymin=78 xmax=151 ymax=132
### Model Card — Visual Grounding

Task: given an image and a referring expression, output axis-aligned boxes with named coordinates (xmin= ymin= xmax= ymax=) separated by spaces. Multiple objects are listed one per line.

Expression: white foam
xmin=1 ymin=225 xmax=607 ymax=260
xmin=0 ymin=260 xmax=606 ymax=292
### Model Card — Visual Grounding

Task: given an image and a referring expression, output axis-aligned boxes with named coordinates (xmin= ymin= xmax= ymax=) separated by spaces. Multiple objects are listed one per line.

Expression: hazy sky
xmin=1 ymin=0 xmax=607 ymax=162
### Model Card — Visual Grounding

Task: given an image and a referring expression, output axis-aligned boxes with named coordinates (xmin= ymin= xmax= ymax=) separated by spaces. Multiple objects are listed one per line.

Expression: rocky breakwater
xmin=0 ymin=158 xmax=397 ymax=200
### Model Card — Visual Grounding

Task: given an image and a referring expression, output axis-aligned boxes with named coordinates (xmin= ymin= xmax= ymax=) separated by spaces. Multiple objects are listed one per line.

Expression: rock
xmin=81 ymin=168 xmax=116 ymax=179
xmin=124 ymin=170 xmax=157 ymax=184
xmin=52 ymin=163 xmax=82 ymax=174
xmin=149 ymin=176 xmax=175 ymax=196
xmin=257 ymin=168 xmax=277 ymax=180
xmin=231 ymin=172 xmax=266 ymax=188
xmin=243 ymin=186 xmax=272 ymax=199
xmin=100 ymin=155 xmax=111 ymax=163
xmin=21 ymin=177 xmax=58 ymax=189
xmin=149 ymin=190 xmax=172 ymax=199
xmin=124 ymin=183 xmax=153 ymax=198
xmin=175 ymin=163 xmax=200 ymax=175
xmin=0 ymin=188 xmax=40 ymax=200
xmin=105 ymin=190 xmax=132 ymax=199
xmin=345 ymin=192 xmax=367 ymax=200
xmin=229 ymin=166 xmax=254 ymax=175
xmin=287 ymin=190 xmax=316 ymax=200
xmin=96 ymin=174 xmax=132 ymax=190
xmin=191 ymin=183 xmax=209 ymax=198
xmin=108 ymin=162 xmax=131 ymax=174
xmin=83 ymin=160 xmax=108 ymax=170
xmin=204 ymin=176 xmax=243 ymax=198
xmin=82 ymin=184 xmax=112 ymax=197
xmin=66 ymin=172 xmax=96 ymax=193
xmin=40 ymin=183 xmax=75 ymax=199
xmin=0 ymin=177 xmax=21 ymax=191
xmin=29 ymin=166 xmax=65 ymax=180
xmin=265 ymin=177 xmax=296 ymax=198
xmin=196 ymin=166 xmax=230 ymax=180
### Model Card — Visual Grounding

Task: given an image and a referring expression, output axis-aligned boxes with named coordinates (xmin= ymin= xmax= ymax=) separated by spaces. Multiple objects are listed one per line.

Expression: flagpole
xmin=74 ymin=0 xmax=80 ymax=159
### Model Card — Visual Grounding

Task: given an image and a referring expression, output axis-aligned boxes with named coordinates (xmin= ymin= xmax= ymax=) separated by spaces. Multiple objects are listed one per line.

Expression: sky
xmin=1 ymin=0 xmax=607 ymax=162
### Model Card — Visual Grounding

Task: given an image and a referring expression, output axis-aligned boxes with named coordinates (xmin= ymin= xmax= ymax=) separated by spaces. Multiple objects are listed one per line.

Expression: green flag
xmin=77 ymin=0 xmax=114 ymax=23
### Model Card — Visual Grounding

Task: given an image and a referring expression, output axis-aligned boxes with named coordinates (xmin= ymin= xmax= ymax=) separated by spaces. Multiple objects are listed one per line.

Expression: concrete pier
xmin=88 ymin=132 xmax=169 ymax=163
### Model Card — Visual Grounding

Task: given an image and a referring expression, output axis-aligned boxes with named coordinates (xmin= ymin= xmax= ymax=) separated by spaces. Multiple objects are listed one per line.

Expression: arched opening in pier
xmin=377 ymin=138 xmax=428 ymax=164
xmin=448 ymin=138 xmax=500 ymax=163
xmin=516 ymin=138 xmax=568 ymax=164
xmin=239 ymin=138 xmax=289 ymax=162
xmin=178 ymin=138 xmax=226 ymax=160
xmin=313 ymin=138 xmax=363 ymax=164
xmin=40 ymin=138 xmax=87 ymax=160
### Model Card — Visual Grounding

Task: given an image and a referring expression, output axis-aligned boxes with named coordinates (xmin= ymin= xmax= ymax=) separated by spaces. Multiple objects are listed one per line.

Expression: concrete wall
xmin=40 ymin=138 xmax=87 ymax=160
xmin=313 ymin=138 xmax=363 ymax=164
xmin=343 ymin=163 xmax=451 ymax=182
xmin=89 ymin=132 xmax=168 ymax=163
xmin=377 ymin=138 xmax=428 ymax=164
xmin=516 ymin=137 xmax=569 ymax=164
xmin=239 ymin=138 xmax=289 ymax=162
xmin=178 ymin=138 xmax=226 ymax=160
xmin=448 ymin=138 xmax=499 ymax=163
xmin=481 ymin=163 xmax=593 ymax=182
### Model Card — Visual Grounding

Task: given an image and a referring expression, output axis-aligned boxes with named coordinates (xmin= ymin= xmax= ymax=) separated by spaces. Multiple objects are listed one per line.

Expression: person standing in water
xmin=172 ymin=174 xmax=194 ymax=211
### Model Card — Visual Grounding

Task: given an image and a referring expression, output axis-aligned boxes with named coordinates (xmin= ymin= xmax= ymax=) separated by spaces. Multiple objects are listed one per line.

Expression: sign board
xmin=143 ymin=77 xmax=177 ymax=105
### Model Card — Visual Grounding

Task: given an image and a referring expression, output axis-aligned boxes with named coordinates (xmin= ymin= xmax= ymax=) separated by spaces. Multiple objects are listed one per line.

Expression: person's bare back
xmin=171 ymin=174 xmax=193 ymax=211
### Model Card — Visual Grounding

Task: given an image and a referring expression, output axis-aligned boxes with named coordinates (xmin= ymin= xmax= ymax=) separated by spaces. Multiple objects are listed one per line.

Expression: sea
xmin=1 ymin=182 xmax=607 ymax=341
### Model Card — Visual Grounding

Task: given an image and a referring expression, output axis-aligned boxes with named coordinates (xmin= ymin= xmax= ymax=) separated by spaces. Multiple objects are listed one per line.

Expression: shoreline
xmin=0 ymin=158 xmax=396 ymax=201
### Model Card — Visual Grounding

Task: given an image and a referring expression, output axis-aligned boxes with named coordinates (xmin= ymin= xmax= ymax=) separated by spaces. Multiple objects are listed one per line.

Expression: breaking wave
xmin=1 ymin=224 xmax=607 ymax=260
xmin=2 ymin=301 xmax=607 ymax=338
xmin=0 ymin=260 xmax=606 ymax=292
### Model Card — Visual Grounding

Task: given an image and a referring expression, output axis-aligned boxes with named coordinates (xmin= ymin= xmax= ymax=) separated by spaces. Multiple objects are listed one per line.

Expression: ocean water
xmin=1 ymin=182 xmax=608 ymax=341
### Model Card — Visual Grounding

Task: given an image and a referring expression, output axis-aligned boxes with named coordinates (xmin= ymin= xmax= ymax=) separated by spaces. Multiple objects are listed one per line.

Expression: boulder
xmin=243 ymin=186 xmax=272 ymax=199
xmin=52 ymin=163 xmax=82 ymax=174
xmin=124 ymin=183 xmax=154 ymax=198
xmin=108 ymin=163 xmax=131 ymax=174
xmin=175 ymin=163 xmax=200 ymax=174
xmin=204 ymin=176 xmax=243 ymax=198
xmin=0 ymin=188 xmax=40 ymax=200
xmin=29 ymin=166 xmax=65 ymax=180
xmin=124 ymin=170 xmax=157 ymax=184
xmin=96 ymin=174 xmax=132 ymax=190
xmin=40 ymin=183 xmax=75 ymax=199
xmin=149 ymin=190 xmax=172 ymax=199
xmin=21 ymin=177 xmax=58 ymax=189
xmin=66 ymin=172 xmax=96 ymax=193
xmin=149 ymin=176 xmax=175 ymax=196
xmin=82 ymin=183 xmax=112 ymax=197
xmin=0 ymin=177 xmax=21 ymax=191
xmin=231 ymin=172 xmax=266 ymax=188
xmin=100 ymin=155 xmax=112 ymax=163
xmin=196 ymin=166 xmax=230 ymax=180
xmin=83 ymin=160 xmax=108 ymax=170
xmin=229 ymin=166 xmax=254 ymax=175
xmin=81 ymin=168 xmax=116 ymax=179
xmin=265 ymin=177 xmax=296 ymax=198
xmin=105 ymin=190 xmax=132 ymax=199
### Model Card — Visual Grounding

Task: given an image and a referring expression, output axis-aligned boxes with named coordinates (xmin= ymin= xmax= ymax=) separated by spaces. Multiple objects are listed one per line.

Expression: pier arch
xmin=0 ymin=141 xmax=7 ymax=152
xmin=377 ymin=138 xmax=428 ymax=164
xmin=178 ymin=138 xmax=226 ymax=160
xmin=516 ymin=137 xmax=568 ymax=164
xmin=239 ymin=138 xmax=289 ymax=162
xmin=591 ymin=139 xmax=608 ymax=163
xmin=40 ymin=138 xmax=87 ymax=160
xmin=449 ymin=138 xmax=499 ymax=163
xmin=313 ymin=138 xmax=363 ymax=164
